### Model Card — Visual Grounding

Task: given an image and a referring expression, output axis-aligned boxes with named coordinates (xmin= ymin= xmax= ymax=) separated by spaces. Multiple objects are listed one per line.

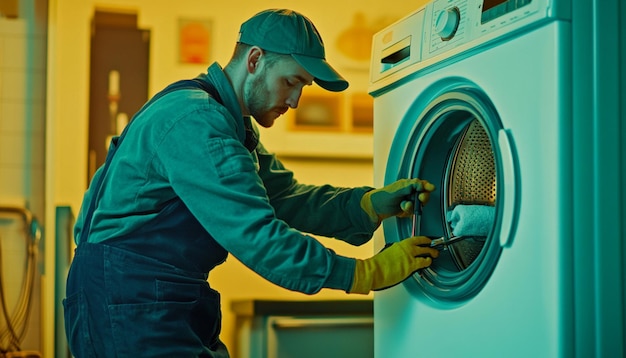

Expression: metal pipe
xmin=0 ymin=206 xmax=41 ymax=244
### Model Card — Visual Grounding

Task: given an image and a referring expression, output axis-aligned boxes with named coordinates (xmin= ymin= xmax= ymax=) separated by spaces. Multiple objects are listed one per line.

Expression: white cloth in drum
xmin=446 ymin=204 xmax=495 ymax=237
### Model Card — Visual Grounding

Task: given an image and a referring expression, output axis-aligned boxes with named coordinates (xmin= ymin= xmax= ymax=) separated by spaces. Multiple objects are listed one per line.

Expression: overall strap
xmin=116 ymin=79 xmax=222 ymax=149
xmin=80 ymin=79 xmax=222 ymax=242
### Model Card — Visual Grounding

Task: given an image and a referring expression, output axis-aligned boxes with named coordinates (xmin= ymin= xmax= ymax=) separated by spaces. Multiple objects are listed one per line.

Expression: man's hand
xmin=350 ymin=236 xmax=439 ymax=294
xmin=360 ymin=178 xmax=435 ymax=225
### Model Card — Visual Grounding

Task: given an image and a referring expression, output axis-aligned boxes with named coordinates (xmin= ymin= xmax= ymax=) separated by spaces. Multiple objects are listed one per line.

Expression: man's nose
xmin=286 ymin=90 xmax=302 ymax=108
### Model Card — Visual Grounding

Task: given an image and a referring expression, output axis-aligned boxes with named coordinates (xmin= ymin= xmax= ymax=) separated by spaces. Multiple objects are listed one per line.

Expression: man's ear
xmin=246 ymin=46 xmax=263 ymax=74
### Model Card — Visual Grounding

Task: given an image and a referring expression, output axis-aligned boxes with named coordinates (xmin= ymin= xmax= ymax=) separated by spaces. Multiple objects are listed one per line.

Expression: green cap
xmin=238 ymin=9 xmax=349 ymax=92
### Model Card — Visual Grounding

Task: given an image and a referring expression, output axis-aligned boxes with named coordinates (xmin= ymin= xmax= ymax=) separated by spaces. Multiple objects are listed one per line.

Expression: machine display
xmin=481 ymin=0 xmax=532 ymax=23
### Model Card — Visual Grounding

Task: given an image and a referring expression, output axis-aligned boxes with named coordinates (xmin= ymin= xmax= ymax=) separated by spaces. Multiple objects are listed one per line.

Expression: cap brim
xmin=292 ymin=54 xmax=349 ymax=92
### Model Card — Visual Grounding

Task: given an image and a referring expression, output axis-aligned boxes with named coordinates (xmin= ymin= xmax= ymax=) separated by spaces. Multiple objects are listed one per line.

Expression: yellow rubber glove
xmin=349 ymin=236 xmax=440 ymax=294
xmin=360 ymin=178 xmax=435 ymax=225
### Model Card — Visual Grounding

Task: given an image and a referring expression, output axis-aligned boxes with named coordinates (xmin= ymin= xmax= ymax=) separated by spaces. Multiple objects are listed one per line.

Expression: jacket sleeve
xmin=255 ymin=141 xmax=378 ymax=245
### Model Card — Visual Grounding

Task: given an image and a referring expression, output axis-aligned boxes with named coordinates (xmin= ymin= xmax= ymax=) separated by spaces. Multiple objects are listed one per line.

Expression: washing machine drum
xmin=394 ymin=91 xmax=507 ymax=305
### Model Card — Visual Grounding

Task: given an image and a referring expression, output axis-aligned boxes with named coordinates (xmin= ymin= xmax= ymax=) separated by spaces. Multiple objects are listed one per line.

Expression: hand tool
xmin=429 ymin=235 xmax=470 ymax=250
xmin=411 ymin=191 xmax=421 ymax=236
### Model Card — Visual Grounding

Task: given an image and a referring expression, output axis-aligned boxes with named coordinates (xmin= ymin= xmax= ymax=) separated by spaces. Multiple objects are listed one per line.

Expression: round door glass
xmin=388 ymin=88 xmax=510 ymax=306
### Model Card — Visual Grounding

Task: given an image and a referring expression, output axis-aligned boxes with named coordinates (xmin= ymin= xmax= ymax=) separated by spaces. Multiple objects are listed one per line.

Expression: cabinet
xmin=231 ymin=300 xmax=373 ymax=358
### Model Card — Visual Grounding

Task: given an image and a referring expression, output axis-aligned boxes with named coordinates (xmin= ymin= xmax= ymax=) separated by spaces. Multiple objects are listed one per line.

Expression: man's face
xmin=243 ymin=54 xmax=313 ymax=128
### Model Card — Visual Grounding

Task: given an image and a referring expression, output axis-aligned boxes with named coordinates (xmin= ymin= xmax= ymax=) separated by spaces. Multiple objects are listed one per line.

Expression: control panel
xmin=425 ymin=0 xmax=542 ymax=59
xmin=370 ymin=0 xmax=557 ymax=87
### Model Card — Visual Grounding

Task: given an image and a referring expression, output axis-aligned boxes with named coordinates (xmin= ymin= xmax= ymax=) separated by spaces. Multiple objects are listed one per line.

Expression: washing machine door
xmin=384 ymin=80 xmax=519 ymax=306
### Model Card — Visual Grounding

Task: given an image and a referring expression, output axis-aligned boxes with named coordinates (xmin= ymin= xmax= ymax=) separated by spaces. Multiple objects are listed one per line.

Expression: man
xmin=64 ymin=9 xmax=439 ymax=357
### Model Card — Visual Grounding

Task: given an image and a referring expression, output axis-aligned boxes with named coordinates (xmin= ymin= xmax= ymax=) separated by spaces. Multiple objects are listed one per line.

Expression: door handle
xmin=498 ymin=129 xmax=519 ymax=248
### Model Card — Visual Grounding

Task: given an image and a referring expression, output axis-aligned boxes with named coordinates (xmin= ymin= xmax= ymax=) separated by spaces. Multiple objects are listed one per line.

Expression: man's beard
xmin=243 ymin=71 xmax=274 ymax=128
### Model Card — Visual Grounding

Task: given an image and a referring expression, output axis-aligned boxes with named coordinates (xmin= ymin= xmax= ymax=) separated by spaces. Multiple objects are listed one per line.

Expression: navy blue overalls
xmin=64 ymin=80 xmax=233 ymax=357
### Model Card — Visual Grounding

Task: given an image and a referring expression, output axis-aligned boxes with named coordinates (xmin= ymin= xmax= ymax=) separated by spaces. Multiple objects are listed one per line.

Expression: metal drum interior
xmin=444 ymin=119 xmax=496 ymax=270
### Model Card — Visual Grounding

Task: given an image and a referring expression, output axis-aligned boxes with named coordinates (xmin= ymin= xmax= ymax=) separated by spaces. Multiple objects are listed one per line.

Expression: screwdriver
xmin=412 ymin=190 xmax=421 ymax=236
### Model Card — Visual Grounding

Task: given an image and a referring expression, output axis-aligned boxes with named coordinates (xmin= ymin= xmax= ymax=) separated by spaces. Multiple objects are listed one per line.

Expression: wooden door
xmin=88 ymin=10 xmax=150 ymax=183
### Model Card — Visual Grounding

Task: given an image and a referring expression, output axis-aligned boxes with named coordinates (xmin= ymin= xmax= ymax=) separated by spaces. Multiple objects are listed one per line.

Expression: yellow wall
xmin=47 ymin=0 xmax=430 ymax=354
xmin=48 ymin=0 xmax=428 ymax=228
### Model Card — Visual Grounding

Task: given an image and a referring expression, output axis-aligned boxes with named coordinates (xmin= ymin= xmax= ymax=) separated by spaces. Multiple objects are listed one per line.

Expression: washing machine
xmin=369 ymin=0 xmax=625 ymax=357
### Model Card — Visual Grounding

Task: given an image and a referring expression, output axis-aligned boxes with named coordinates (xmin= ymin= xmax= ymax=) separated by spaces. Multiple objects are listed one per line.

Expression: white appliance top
xmin=369 ymin=0 xmax=570 ymax=93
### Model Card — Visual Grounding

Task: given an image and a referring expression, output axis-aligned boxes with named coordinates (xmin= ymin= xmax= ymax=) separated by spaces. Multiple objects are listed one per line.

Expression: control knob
xmin=435 ymin=7 xmax=460 ymax=40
